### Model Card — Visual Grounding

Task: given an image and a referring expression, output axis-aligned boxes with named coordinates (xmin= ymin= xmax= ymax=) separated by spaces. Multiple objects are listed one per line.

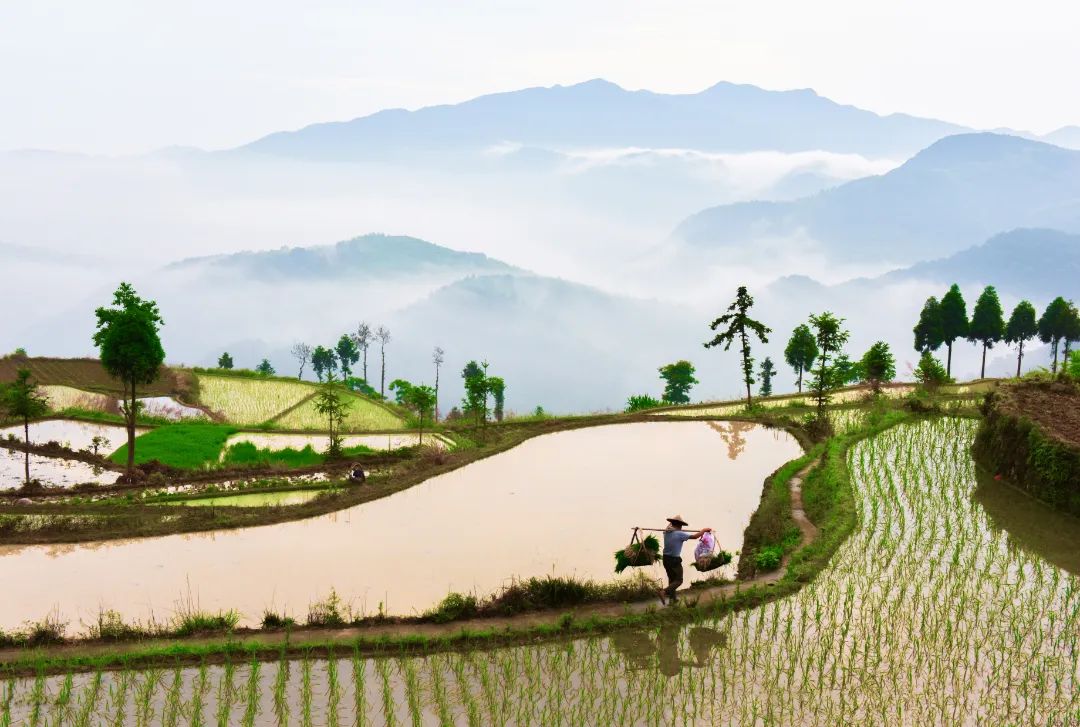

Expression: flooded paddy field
xmin=155 ymin=490 xmax=331 ymax=507
xmin=2 ymin=418 xmax=1075 ymax=725
xmin=0 ymin=448 xmax=116 ymax=491
xmin=0 ymin=421 xmax=799 ymax=628
xmin=0 ymin=420 xmax=143 ymax=455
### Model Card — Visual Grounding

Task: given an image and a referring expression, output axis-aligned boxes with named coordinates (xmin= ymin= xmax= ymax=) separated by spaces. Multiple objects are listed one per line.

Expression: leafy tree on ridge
xmin=939 ymin=284 xmax=968 ymax=378
xmin=1004 ymin=301 xmax=1038 ymax=378
xmin=93 ymin=282 xmax=165 ymax=475
xmin=807 ymin=312 xmax=850 ymax=418
xmin=255 ymin=359 xmax=275 ymax=376
xmin=704 ymin=286 xmax=771 ymax=409
xmin=313 ymin=373 xmax=350 ymax=457
xmin=1 ymin=368 xmax=49 ymax=487
xmin=403 ymin=384 xmax=437 ymax=445
xmin=913 ymin=296 xmax=945 ymax=354
xmin=311 ymin=346 xmax=337 ymax=382
xmin=784 ymin=324 xmax=818 ymax=393
xmin=758 ymin=357 xmax=776 ymax=397
xmin=659 ymin=360 xmax=698 ymax=404
xmin=335 ymin=334 xmax=360 ymax=379
xmin=217 ymin=352 xmax=234 ymax=370
xmin=487 ymin=376 xmax=506 ymax=422
xmin=967 ymin=286 xmax=1005 ymax=379
xmin=1038 ymin=297 xmax=1073 ymax=373
xmin=859 ymin=341 xmax=896 ymax=394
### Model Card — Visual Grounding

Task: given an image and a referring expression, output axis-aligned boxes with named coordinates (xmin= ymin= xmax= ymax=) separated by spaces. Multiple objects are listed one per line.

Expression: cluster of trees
xmin=458 ymin=360 xmax=506 ymax=425
xmin=915 ymin=285 xmax=1080 ymax=378
xmin=215 ymin=352 xmax=276 ymax=377
xmin=698 ymin=286 xmax=899 ymax=415
xmin=289 ymin=323 xmax=392 ymax=391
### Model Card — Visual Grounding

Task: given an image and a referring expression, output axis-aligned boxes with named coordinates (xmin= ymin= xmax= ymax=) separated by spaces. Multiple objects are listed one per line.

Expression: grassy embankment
xmin=973 ymin=376 xmax=1080 ymax=515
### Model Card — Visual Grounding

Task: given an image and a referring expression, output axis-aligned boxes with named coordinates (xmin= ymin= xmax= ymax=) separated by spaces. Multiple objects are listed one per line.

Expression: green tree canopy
xmin=758 ymin=357 xmax=776 ymax=397
xmin=461 ymin=360 xmax=488 ymax=425
xmin=335 ymin=334 xmax=360 ymax=378
xmin=389 ymin=378 xmax=415 ymax=405
xmin=859 ymin=341 xmax=896 ymax=393
xmin=1062 ymin=301 xmax=1080 ymax=367
xmin=487 ymin=376 xmax=506 ymax=422
xmin=914 ymin=351 xmax=951 ymax=389
xmin=1004 ymin=300 xmax=1038 ymax=377
xmin=807 ymin=312 xmax=850 ymax=418
xmin=658 ymin=360 xmax=698 ymax=404
xmin=217 ymin=352 xmax=234 ymax=370
xmin=967 ymin=286 xmax=1005 ymax=378
xmin=939 ymin=284 xmax=969 ymax=377
xmin=704 ymin=286 xmax=771 ymax=409
xmin=913 ymin=296 xmax=945 ymax=354
xmin=311 ymin=346 xmax=337 ymax=382
xmin=1038 ymin=297 xmax=1073 ymax=373
xmin=784 ymin=324 xmax=818 ymax=393
xmin=312 ymin=373 xmax=351 ymax=457
xmin=402 ymin=384 xmax=437 ymax=445
xmin=1 ymin=368 xmax=49 ymax=487
xmin=255 ymin=359 xmax=275 ymax=376
xmin=92 ymin=282 xmax=165 ymax=474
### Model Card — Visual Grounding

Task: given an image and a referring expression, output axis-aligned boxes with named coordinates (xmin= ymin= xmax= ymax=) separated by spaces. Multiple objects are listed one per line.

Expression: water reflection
xmin=612 ymin=625 xmax=728 ymax=677
xmin=708 ymin=420 xmax=756 ymax=459
xmin=973 ymin=469 xmax=1080 ymax=575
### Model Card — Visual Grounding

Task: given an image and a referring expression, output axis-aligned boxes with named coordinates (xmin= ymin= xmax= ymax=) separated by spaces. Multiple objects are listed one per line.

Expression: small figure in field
xmin=659 ymin=515 xmax=712 ymax=605
xmin=349 ymin=464 xmax=366 ymax=483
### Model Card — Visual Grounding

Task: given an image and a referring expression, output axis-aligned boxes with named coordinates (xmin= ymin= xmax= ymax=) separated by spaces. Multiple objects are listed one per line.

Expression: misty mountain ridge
xmin=674 ymin=133 xmax=1080 ymax=267
xmin=766 ymin=227 xmax=1080 ymax=303
xmin=236 ymin=78 xmax=968 ymax=160
xmin=167 ymin=233 xmax=519 ymax=280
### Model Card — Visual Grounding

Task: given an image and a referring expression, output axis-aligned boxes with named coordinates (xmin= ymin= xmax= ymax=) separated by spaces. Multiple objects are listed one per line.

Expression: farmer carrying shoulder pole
xmin=660 ymin=515 xmax=712 ymax=605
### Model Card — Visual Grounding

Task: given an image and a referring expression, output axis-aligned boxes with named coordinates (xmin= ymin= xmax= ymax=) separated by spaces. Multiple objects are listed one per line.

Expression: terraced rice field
xmin=38 ymin=385 xmax=117 ymax=414
xmin=273 ymin=390 xmax=403 ymax=431
xmin=0 ymin=357 xmax=176 ymax=396
xmin=5 ymin=418 xmax=1075 ymax=724
xmin=194 ymin=375 xmax=315 ymax=425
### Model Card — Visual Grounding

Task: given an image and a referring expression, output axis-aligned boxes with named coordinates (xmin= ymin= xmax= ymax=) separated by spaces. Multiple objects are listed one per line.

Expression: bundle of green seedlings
xmin=692 ymin=549 xmax=734 ymax=572
xmin=613 ymin=533 xmax=660 ymax=573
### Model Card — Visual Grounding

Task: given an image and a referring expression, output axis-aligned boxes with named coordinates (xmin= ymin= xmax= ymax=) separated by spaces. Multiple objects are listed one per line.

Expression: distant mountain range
xmin=674 ymin=134 xmax=1080 ymax=266
xmin=235 ymin=79 xmax=969 ymax=159
xmin=169 ymin=234 xmax=518 ymax=280
xmin=769 ymin=228 xmax=1080 ymax=303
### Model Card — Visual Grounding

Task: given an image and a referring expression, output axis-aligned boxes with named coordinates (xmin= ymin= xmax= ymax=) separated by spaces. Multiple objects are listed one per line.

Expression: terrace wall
xmin=973 ymin=382 xmax=1080 ymax=517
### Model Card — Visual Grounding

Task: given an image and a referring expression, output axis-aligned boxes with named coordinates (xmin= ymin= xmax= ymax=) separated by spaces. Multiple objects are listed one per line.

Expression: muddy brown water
xmin=0 ymin=421 xmax=800 ymax=630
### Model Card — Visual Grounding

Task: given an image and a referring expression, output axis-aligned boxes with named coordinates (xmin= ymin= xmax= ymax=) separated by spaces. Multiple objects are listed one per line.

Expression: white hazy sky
xmin=3 ymin=0 xmax=1078 ymax=154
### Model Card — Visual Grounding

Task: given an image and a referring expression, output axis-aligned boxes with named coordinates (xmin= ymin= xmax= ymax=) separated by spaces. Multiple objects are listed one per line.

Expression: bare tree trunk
xmin=23 ymin=416 xmax=30 ymax=486
xmin=1016 ymin=341 xmax=1024 ymax=378
xmin=946 ymin=342 xmax=953 ymax=378
xmin=380 ymin=344 xmax=386 ymax=397
xmin=980 ymin=343 xmax=987 ymax=379
xmin=126 ymin=379 xmax=136 ymax=474
xmin=362 ymin=348 xmax=368 ymax=382
xmin=434 ymin=365 xmax=440 ymax=422
xmin=1052 ymin=339 xmax=1059 ymax=373
xmin=797 ymin=366 xmax=803 ymax=393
